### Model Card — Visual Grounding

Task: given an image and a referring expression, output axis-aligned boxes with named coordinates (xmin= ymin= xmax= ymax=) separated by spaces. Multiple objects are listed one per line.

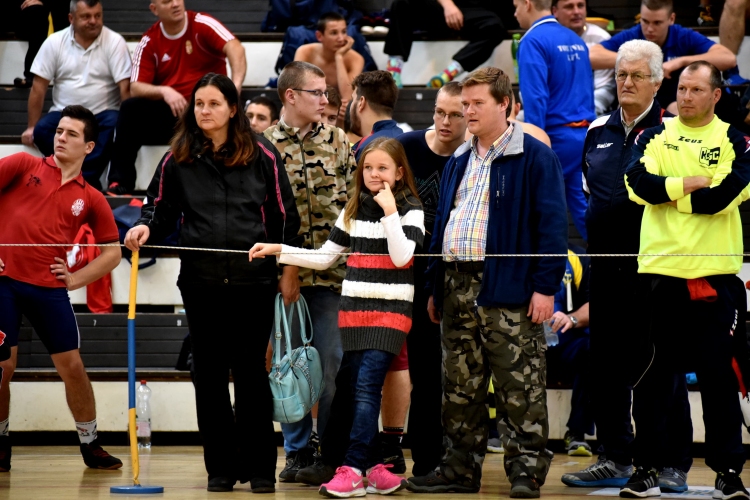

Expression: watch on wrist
xmin=568 ymin=315 xmax=578 ymax=328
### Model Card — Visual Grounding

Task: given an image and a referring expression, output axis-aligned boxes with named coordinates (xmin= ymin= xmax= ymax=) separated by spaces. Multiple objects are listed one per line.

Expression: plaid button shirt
xmin=442 ymin=124 xmax=514 ymax=262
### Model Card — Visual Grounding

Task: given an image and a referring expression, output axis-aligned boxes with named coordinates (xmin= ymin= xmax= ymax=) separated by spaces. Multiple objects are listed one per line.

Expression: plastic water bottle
xmin=511 ymin=34 xmax=521 ymax=83
xmin=543 ymin=319 xmax=559 ymax=347
xmin=136 ymin=380 xmax=152 ymax=449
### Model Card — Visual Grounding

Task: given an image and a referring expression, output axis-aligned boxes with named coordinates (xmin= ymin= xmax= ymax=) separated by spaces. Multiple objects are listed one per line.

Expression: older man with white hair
xmin=560 ymin=39 xmax=693 ymax=494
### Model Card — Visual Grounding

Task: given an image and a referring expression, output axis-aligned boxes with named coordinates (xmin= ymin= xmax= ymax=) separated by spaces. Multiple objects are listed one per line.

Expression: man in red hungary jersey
xmin=106 ymin=0 xmax=247 ymax=195
xmin=0 ymin=105 xmax=122 ymax=472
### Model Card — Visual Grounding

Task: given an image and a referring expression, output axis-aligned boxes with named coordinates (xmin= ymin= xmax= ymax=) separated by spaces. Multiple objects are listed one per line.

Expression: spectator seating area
xmin=4 ymin=0 xmax=750 ymax=440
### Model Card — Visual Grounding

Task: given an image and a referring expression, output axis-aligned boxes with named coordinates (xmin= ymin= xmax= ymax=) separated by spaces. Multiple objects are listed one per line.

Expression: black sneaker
xmin=250 ymin=477 xmax=275 ymax=494
xmin=207 ymin=476 xmax=235 ymax=492
xmin=620 ymin=467 xmax=660 ymax=498
xmin=295 ymin=453 xmax=336 ymax=485
xmin=279 ymin=448 xmax=314 ymax=482
xmin=80 ymin=439 xmax=123 ymax=470
xmin=510 ymin=476 xmax=541 ymax=498
xmin=382 ymin=440 xmax=406 ymax=474
xmin=406 ymin=470 xmax=480 ymax=493
xmin=714 ymin=470 xmax=750 ymax=499
xmin=0 ymin=436 xmax=10 ymax=472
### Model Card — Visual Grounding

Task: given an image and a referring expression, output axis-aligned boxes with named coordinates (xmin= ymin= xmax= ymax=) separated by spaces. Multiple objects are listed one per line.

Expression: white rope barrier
xmin=0 ymin=243 xmax=749 ymax=258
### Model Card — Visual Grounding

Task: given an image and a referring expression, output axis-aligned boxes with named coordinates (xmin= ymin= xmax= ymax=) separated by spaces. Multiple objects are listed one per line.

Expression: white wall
xmin=10 ymin=382 xmax=742 ymax=444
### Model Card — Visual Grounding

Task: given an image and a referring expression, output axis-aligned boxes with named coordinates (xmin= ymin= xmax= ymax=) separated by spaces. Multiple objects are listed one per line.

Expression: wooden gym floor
xmin=0 ymin=446 xmax=739 ymax=499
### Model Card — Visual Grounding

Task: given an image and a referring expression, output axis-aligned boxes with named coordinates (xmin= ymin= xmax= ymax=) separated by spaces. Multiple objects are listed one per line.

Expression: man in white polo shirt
xmin=21 ymin=0 xmax=131 ymax=189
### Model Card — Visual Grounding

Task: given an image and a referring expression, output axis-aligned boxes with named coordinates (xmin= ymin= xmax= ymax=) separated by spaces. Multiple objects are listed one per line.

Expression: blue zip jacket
xmin=583 ymin=101 xmax=671 ymax=254
xmin=426 ymin=124 xmax=568 ymax=308
xmin=518 ymin=16 xmax=595 ymax=130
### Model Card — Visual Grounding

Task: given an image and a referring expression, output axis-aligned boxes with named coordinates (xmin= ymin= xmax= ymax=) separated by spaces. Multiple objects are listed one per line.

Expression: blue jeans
xmin=34 ymin=109 xmax=118 ymax=189
xmin=343 ymin=349 xmax=395 ymax=471
xmin=281 ymin=286 xmax=343 ymax=454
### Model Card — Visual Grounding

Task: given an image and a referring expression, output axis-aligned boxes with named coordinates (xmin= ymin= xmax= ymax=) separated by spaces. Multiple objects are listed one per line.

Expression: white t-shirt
xmin=31 ymin=26 xmax=132 ymax=115
xmin=582 ymin=23 xmax=617 ymax=116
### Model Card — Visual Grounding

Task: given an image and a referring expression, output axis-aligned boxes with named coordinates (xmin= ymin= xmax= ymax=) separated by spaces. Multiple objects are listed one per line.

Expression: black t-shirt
xmin=397 ymin=130 xmax=451 ymax=252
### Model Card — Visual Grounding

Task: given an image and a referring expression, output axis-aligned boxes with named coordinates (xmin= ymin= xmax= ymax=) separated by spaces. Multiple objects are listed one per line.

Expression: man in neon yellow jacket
xmin=624 ymin=60 xmax=750 ymax=500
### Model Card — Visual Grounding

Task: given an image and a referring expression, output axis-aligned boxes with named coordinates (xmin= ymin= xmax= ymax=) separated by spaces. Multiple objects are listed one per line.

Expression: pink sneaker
xmin=319 ymin=466 xmax=366 ymax=498
xmin=366 ymin=464 xmax=407 ymax=495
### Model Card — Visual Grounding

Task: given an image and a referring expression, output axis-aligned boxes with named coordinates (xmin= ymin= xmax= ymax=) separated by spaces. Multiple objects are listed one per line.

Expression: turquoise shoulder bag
xmin=269 ymin=293 xmax=325 ymax=423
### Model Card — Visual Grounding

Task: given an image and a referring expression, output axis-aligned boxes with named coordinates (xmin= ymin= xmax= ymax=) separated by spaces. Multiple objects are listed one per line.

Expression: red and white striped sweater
xmin=278 ymin=193 xmax=424 ymax=355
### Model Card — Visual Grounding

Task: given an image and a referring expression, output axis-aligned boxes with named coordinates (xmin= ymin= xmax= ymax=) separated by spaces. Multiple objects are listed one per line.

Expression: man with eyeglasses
xmin=561 ymin=39 xmax=694 ymax=494
xmin=263 ymin=61 xmax=357 ymax=484
xmin=392 ymin=81 xmax=467 ymax=478
xmin=348 ymin=71 xmax=403 ymax=161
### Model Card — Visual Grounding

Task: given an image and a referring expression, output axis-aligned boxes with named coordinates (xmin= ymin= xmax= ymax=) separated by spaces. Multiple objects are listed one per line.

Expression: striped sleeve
xmin=328 ymin=210 xmax=352 ymax=248
xmin=130 ymin=35 xmax=154 ymax=83
xmin=399 ymin=198 xmax=425 ymax=248
xmin=194 ymin=13 xmax=235 ymax=49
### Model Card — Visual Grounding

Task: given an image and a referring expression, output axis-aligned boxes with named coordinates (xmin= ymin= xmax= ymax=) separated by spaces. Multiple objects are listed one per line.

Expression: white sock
xmin=75 ymin=419 xmax=97 ymax=444
xmin=0 ymin=419 xmax=8 ymax=437
xmin=312 ymin=418 xmax=318 ymax=435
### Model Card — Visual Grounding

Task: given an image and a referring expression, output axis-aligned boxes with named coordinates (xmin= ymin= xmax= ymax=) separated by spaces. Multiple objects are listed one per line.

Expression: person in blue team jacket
xmin=513 ymin=0 xmax=596 ymax=242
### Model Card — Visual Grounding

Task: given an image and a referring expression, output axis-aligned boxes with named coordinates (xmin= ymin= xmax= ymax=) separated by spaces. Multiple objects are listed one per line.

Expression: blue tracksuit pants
xmin=548 ymin=126 xmax=588 ymax=241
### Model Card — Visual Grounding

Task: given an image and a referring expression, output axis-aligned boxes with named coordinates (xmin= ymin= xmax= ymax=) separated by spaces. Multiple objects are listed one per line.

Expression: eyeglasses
xmin=615 ymin=71 xmax=652 ymax=83
xmin=435 ymin=109 xmax=464 ymax=122
xmin=292 ymin=88 xmax=329 ymax=98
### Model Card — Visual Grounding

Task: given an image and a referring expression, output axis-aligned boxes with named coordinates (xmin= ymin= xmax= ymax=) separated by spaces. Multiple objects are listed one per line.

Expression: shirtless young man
xmin=294 ymin=12 xmax=364 ymax=117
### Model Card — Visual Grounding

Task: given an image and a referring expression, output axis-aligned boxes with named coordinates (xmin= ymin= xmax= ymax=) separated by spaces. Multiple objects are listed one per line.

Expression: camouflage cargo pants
xmin=439 ymin=268 xmax=551 ymax=487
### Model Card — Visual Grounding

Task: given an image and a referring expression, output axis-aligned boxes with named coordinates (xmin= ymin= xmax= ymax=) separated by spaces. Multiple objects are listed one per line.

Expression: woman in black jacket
xmin=125 ymin=73 xmax=301 ymax=493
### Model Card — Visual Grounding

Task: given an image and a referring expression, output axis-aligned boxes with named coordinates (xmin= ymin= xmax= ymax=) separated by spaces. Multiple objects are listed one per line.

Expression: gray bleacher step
xmin=18 ymin=313 xmax=190 ymax=370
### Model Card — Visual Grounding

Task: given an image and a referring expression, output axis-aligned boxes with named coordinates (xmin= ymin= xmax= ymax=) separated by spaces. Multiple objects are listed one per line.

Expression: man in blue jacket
xmin=561 ymin=39 xmax=694 ymax=494
xmin=513 ymin=0 xmax=596 ymax=242
xmin=407 ymin=67 xmax=568 ymax=498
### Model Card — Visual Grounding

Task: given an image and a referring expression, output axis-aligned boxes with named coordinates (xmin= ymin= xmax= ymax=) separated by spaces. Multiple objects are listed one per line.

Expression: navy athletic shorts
xmin=0 ymin=277 xmax=80 ymax=358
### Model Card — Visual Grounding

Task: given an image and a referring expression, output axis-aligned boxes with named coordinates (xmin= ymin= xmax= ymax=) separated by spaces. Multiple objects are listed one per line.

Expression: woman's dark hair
xmin=171 ymin=73 xmax=257 ymax=166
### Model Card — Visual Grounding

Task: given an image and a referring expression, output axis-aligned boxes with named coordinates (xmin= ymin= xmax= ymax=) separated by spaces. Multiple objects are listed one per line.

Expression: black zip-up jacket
xmin=582 ymin=102 xmax=671 ymax=254
xmin=136 ymin=136 xmax=302 ymax=287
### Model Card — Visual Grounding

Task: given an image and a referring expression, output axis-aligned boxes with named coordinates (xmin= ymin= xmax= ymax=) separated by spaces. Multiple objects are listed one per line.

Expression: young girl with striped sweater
xmin=249 ymin=137 xmax=424 ymax=498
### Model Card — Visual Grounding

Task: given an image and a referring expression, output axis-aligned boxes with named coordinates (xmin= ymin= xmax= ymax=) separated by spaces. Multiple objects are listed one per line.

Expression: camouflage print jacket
xmin=264 ymin=119 xmax=356 ymax=292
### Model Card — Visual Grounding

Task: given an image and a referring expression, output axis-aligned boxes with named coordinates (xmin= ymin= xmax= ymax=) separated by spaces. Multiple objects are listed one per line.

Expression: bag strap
xmin=272 ymin=293 xmax=295 ymax=372
xmin=271 ymin=294 xmax=315 ymax=371
xmin=293 ymin=294 xmax=314 ymax=345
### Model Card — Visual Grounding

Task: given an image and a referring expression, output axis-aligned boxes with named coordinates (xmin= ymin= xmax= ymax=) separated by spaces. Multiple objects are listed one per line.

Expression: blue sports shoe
xmin=724 ymin=66 xmax=750 ymax=86
xmin=561 ymin=455 xmax=633 ymax=488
